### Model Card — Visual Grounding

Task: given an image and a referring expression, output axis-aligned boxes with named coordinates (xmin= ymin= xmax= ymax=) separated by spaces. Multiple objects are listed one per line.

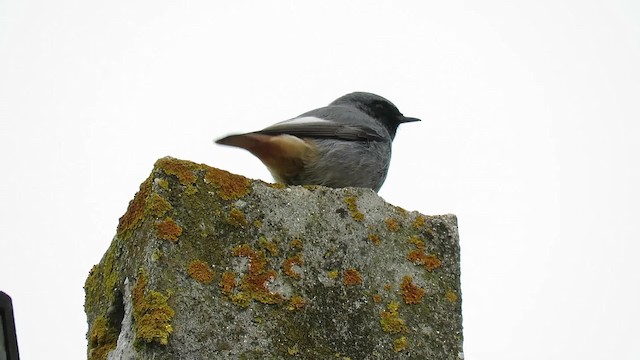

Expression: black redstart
xmin=215 ymin=92 xmax=420 ymax=192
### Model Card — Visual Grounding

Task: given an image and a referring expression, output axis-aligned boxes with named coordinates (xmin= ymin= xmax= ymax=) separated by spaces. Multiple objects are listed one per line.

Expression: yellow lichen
xmin=227 ymin=208 xmax=247 ymax=228
xmin=287 ymin=345 xmax=299 ymax=355
xmin=344 ymin=196 xmax=364 ymax=222
xmin=408 ymin=235 xmax=425 ymax=249
xmin=268 ymin=182 xmax=287 ymax=189
xmin=395 ymin=206 xmax=408 ymax=217
xmin=288 ymin=295 xmax=306 ymax=311
xmin=380 ymin=301 xmax=408 ymax=334
xmin=259 ymin=237 xmax=279 ymax=256
xmin=327 ymin=270 xmax=339 ymax=279
xmin=289 ymin=238 xmax=303 ymax=250
xmin=156 ymin=178 xmax=169 ymax=190
xmin=446 ymin=290 xmax=459 ymax=303
xmin=132 ymin=270 xmax=175 ymax=346
xmin=412 ymin=215 xmax=426 ymax=229
xmin=400 ymin=276 xmax=425 ymax=304
xmin=393 ymin=336 xmax=408 ymax=352
xmin=146 ymin=193 xmax=172 ymax=218
xmin=253 ymin=220 xmax=263 ymax=228
xmin=87 ymin=316 xmax=117 ymax=360
xmin=283 ymin=253 xmax=304 ymax=279
xmin=343 ymin=268 xmax=362 ymax=286
xmin=187 ymin=260 xmax=215 ymax=284
xmin=204 ymin=167 xmax=251 ymax=200
xmin=368 ymin=233 xmax=381 ymax=245
xmin=385 ymin=218 xmax=400 ymax=232
xmin=155 ymin=217 xmax=182 ymax=242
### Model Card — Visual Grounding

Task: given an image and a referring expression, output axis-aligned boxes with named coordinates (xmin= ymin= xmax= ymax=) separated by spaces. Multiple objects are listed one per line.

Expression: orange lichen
xmin=232 ymin=244 xmax=282 ymax=304
xmin=412 ymin=215 xmax=426 ymax=229
xmin=372 ymin=294 xmax=382 ymax=303
xmin=400 ymin=276 xmax=425 ymax=304
xmin=344 ymin=196 xmax=364 ymax=222
xmin=204 ymin=167 xmax=251 ymax=200
xmin=343 ymin=268 xmax=362 ymax=286
xmin=187 ymin=260 xmax=215 ymax=284
xmin=132 ymin=270 xmax=175 ymax=346
xmin=393 ymin=336 xmax=408 ymax=352
xmin=227 ymin=208 xmax=247 ymax=228
xmin=117 ymin=176 xmax=152 ymax=238
xmin=155 ymin=157 xmax=198 ymax=185
xmin=289 ymin=238 xmax=303 ymax=250
xmin=384 ymin=283 xmax=393 ymax=291
xmin=283 ymin=253 xmax=304 ymax=279
xmin=288 ymin=295 xmax=306 ymax=311
xmin=219 ymin=271 xmax=236 ymax=294
xmin=407 ymin=250 xmax=442 ymax=271
xmin=380 ymin=301 xmax=408 ymax=334
xmin=155 ymin=217 xmax=182 ymax=242
xmin=446 ymin=290 xmax=459 ymax=303
xmin=385 ymin=218 xmax=400 ymax=232
xmin=368 ymin=233 xmax=381 ymax=245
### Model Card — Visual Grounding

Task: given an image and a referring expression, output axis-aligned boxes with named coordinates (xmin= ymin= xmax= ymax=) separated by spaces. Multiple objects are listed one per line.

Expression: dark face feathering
xmin=329 ymin=92 xmax=420 ymax=139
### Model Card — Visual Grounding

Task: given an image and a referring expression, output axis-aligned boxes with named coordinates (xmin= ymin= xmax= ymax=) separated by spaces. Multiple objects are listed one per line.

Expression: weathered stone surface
xmin=85 ymin=157 xmax=463 ymax=360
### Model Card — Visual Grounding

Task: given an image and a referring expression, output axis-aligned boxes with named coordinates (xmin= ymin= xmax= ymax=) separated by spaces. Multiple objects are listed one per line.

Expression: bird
xmin=215 ymin=92 xmax=420 ymax=192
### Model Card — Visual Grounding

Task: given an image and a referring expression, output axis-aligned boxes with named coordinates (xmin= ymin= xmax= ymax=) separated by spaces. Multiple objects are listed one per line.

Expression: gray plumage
xmin=215 ymin=92 xmax=420 ymax=192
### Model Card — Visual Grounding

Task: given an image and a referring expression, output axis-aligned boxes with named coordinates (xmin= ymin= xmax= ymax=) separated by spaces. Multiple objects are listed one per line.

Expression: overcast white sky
xmin=1 ymin=1 xmax=639 ymax=359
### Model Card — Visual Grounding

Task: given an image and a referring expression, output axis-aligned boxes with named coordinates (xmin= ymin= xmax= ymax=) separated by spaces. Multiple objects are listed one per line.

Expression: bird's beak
xmin=399 ymin=116 xmax=421 ymax=123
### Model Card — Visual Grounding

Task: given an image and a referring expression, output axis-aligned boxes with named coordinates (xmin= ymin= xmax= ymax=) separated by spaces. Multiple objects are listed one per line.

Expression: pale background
xmin=1 ymin=1 xmax=639 ymax=359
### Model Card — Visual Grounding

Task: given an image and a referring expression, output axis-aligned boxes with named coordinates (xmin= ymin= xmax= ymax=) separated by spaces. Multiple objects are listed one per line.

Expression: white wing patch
xmin=270 ymin=116 xmax=335 ymax=127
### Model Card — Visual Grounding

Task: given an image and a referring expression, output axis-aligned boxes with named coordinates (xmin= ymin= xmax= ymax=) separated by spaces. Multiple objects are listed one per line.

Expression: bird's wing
xmin=257 ymin=114 xmax=385 ymax=142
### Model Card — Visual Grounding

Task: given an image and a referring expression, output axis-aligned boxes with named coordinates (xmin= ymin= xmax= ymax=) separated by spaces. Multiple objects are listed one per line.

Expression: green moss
xmin=132 ymin=269 xmax=175 ymax=346
xmin=87 ymin=316 xmax=118 ymax=360
xmin=344 ymin=196 xmax=364 ymax=222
